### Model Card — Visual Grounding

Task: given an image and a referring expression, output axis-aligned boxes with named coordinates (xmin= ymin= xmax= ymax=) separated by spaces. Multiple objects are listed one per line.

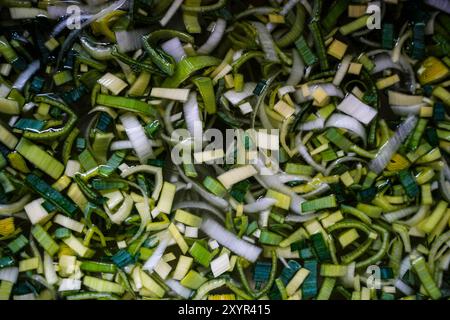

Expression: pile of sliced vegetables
xmin=0 ymin=0 xmax=450 ymax=301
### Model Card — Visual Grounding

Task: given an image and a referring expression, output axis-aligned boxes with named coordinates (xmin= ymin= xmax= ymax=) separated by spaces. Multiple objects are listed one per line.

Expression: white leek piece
xmin=0 ymin=98 xmax=20 ymax=115
xmin=13 ymin=60 xmax=40 ymax=91
xmin=150 ymin=88 xmax=190 ymax=102
xmin=217 ymin=165 xmax=258 ymax=189
xmin=369 ymin=115 xmax=418 ymax=174
xmin=10 ymin=7 xmax=47 ymax=19
xmin=0 ymin=123 xmax=18 ymax=149
xmin=43 ymin=252 xmax=58 ymax=286
xmin=243 ymin=198 xmax=277 ymax=213
xmin=106 ymin=194 xmax=133 ymax=225
xmin=224 ymin=82 xmax=257 ymax=105
xmin=251 ymin=21 xmax=279 ymax=62
xmin=24 ymin=198 xmax=48 ymax=225
xmin=165 ymin=279 xmax=192 ymax=299
xmin=197 ymin=18 xmax=227 ymax=54
xmin=159 ymin=0 xmax=183 ymax=26
xmin=54 ymin=214 xmax=84 ymax=233
xmin=97 ymin=73 xmax=128 ymax=95
xmin=325 ymin=113 xmax=367 ymax=144
xmin=115 ymin=28 xmax=149 ymax=53
xmin=286 ymin=49 xmax=304 ymax=86
xmin=388 ymin=90 xmax=424 ymax=105
xmin=143 ymin=231 xmax=170 ymax=272
xmin=120 ymin=113 xmax=153 ymax=164
xmin=58 ymin=279 xmax=81 ymax=291
xmin=152 ymin=182 xmax=176 ymax=216
xmin=294 ymin=83 xmax=344 ymax=103
xmin=336 ymin=93 xmax=378 ymax=125
xmin=120 ymin=165 xmax=163 ymax=200
xmin=183 ymin=91 xmax=201 ymax=137
xmin=161 ymin=37 xmax=187 ymax=62
xmin=0 ymin=83 xmax=11 ymax=98
xmin=210 ymin=253 xmax=230 ymax=278
xmin=333 ymin=54 xmax=352 ymax=86
xmin=0 ymin=267 xmax=19 ymax=283
xmin=200 ymin=218 xmax=262 ymax=262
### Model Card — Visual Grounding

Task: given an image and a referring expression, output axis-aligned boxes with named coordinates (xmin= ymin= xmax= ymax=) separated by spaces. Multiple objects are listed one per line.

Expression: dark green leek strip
xmin=181 ymin=0 xmax=226 ymax=12
xmin=322 ymin=0 xmax=351 ymax=32
xmin=340 ymin=238 xmax=374 ymax=264
xmin=389 ymin=237 xmax=403 ymax=277
xmin=31 ymin=224 xmax=60 ymax=256
xmin=311 ymin=0 xmax=322 ymax=20
xmin=411 ymin=255 xmax=442 ymax=300
xmin=25 ymin=174 xmax=78 ymax=217
xmin=96 ymin=94 xmax=157 ymax=117
xmin=407 ymin=119 xmax=428 ymax=151
xmin=118 ymin=269 xmax=137 ymax=298
xmin=91 ymin=179 xmax=129 ymax=191
xmin=237 ymin=249 xmax=277 ymax=299
xmin=309 ymin=70 xmax=336 ymax=81
xmin=355 ymin=224 xmax=390 ymax=269
xmin=80 ymin=261 xmax=117 ymax=273
xmin=368 ymin=117 xmax=378 ymax=148
xmin=15 ymin=138 xmax=64 ymax=179
xmin=65 ymin=292 xmax=119 ymax=300
xmin=340 ymin=205 xmax=372 ymax=225
xmin=22 ymin=96 xmax=77 ymax=141
xmin=74 ymin=174 xmax=105 ymax=206
xmin=275 ymin=4 xmax=306 ymax=48
xmin=144 ymin=30 xmax=195 ymax=45
xmin=308 ymin=21 xmax=329 ymax=71
xmin=183 ymin=0 xmax=202 ymax=33
xmin=228 ymin=22 xmax=259 ymax=50
xmin=81 ymin=71 xmax=103 ymax=91
xmin=0 ymin=256 xmax=15 ymax=268
xmin=275 ymin=278 xmax=288 ymax=300
xmin=13 ymin=119 xmax=45 ymax=132
xmin=0 ymin=36 xmax=18 ymax=64
xmin=111 ymin=46 xmax=165 ymax=75
xmin=192 ymin=77 xmax=216 ymax=114
xmin=63 ymin=127 xmax=80 ymax=165
xmin=360 ymin=69 xmax=379 ymax=108
xmin=99 ymin=150 xmax=127 ymax=177
xmin=316 ymin=277 xmax=336 ymax=300
xmin=327 ymin=219 xmax=375 ymax=236
xmin=0 ymin=0 xmax=32 ymax=7
xmin=162 ymin=56 xmax=221 ymax=88
xmin=83 ymin=203 xmax=112 ymax=230
xmin=336 ymin=285 xmax=352 ymax=300
xmin=225 ymin=281 xmax=254 ymax=300
xmin=295 ymin=36 xmax=318 ymax=66
xmin=141 ymin=38 xmax=176 ymax=76
xmin=231 ymin=51 xmax=265 ymax=73
xmin=76 ymin=54 xmax=107 ymax=72
xmin=130 ymin=0 xmax=166 ymax=25
xmin=78 ymin=149 xmax=98 ymax=171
